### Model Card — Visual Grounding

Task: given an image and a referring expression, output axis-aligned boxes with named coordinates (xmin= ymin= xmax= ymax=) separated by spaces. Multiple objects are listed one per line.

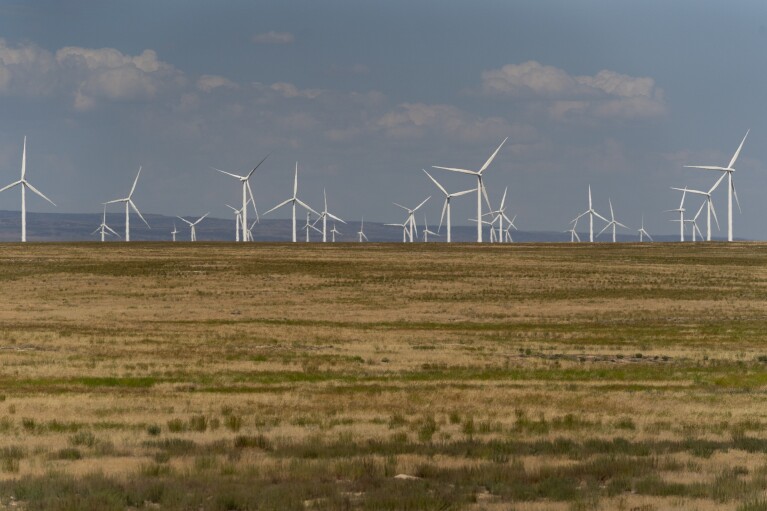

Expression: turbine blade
xmin=438 ymin=199 xmax=447 ymax=232
xmin=431 ymin=166 xmax=478 ymax=176
xmin=727 ymin=129 xmax=749 ymax=169
xmin=0 ymin=180 xmax=22 ymax=194
xmin=597 ymin=224 xmax=611 ymax=237
xmin=452 ymin=188 xmax=477 ymax=198
xmin=105 ymin=225 xmax=120 ymax=237
xmin=129 ymin=166 xmax=142 ymax=197
xmin=246 ymin=153 xmax=270 ymax=179
xmin=327 ymin=212 xmax=346 ymax=224
xmin=710 ymin=200 xmax=720 ymax=231
xmin=732 ymin=180 xmax=742 ymax=214
xmin=422 ymin=169 xmax=447 ymax=195
xmin=263 ymin=198 xmax=293 ymax=215
xmin=413 ymin=196 xmax=430 ymax=211
xmin=393 ymin=202 xmax=409 ymax=211
xmin=709 ymin=172 xmax=727 ymax=194
xmin=479 ymin=137 xmax=508 ymax=173
xmin=295 ymin=198 xmax=319 ymax=216
xmin=213 ymin=167 xmax=245 ymax=180
xmin=593 ymin=211 xmax=609 ymax=223
xmin=194 ymin=212 xmax=210 ymax=225
xmin=24 ymin=182 xmax=56 ymax=206
xmin=130 ymin=200 xmax=150 ymax=227
xmin=683 ymin=165 xmax=729 ymax=171
xmin=246 ymin=181 xmax=259 ymax=221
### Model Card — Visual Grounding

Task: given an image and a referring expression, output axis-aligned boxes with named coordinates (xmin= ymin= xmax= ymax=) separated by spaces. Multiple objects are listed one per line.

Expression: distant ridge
xmin=0 ymin=210 xmax=737 ymax=243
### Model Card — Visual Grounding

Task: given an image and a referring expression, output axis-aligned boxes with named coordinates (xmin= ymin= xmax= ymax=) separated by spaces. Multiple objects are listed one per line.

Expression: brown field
xmin=0 ymin=242 xmax=767 ymax=510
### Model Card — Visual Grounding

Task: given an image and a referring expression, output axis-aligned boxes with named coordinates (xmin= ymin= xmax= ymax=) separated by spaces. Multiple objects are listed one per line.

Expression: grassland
xmin=0 ymin=242 xmax=767 ymax=510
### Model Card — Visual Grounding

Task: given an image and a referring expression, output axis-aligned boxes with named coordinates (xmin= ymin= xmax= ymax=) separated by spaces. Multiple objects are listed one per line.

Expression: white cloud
xmin=196 ymin=74 xmax=238 ymax=93
xmin=376 ymin=102 xmax=536 ymax=143
xmin=252 ymin=31 xmax=295 ymax=45
xmin=270 ymin=82 xmax=322 ymax=99
xmin=481 ymin=61 xmax=666 ymax=120
xmin=0 ymin=38 xmax=57 ymax=96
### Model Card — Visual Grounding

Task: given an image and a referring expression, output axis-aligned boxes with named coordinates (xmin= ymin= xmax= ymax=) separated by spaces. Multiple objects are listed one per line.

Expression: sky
xmin=0 ymin=0 xmax=766 ymax=239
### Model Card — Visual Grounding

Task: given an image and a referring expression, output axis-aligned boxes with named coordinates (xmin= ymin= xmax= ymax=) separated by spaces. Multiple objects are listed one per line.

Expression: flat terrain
xmin=1 ymin=242 xmax=767 ymax=510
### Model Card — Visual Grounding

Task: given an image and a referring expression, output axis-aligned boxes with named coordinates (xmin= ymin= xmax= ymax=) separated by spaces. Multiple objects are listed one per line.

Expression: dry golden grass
xmin=0 ymin=242 xmax=766 ymax=510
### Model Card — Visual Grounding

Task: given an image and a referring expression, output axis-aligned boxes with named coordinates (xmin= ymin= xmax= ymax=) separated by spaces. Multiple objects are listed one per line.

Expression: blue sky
xmin=0 ymin=1 xmax=765 ymax=238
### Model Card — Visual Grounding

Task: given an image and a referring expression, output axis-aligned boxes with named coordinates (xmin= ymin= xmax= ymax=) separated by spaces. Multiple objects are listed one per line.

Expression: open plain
xmin=0 ymin=243 xmax=767 ymax=510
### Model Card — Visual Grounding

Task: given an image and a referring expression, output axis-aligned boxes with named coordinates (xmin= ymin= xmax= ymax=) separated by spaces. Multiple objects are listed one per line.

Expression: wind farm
xmin=2 ymin=2 xmax=767 ymax=509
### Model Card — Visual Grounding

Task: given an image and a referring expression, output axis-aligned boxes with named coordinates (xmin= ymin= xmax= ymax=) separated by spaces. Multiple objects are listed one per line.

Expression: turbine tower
xmin=177 ymin=213 xmax=209 ymax=242
xmin=225 ymin=203 xmax=243 ymax=242
xmin=0 ymin=137 xmax=56 ymax=242
xmin=213 ymin=154 xmax=268 ymax=242
xmin=422 ymin=169 xmax=475 ymax=243
xmin=433 ymin=137 xmax=508 ymax=242
xmin=597 ymin=199 xmax=628 ymax=242
xmin=92 ymin=204 xmax=119 ymax=242
xmin=573 ymin=186 xmax=608 ymax=242
xmin=105 ymin=167 xmax=149 ymax=242
xmin=684 ymin=130 xmax=749 ymax=242
xmin=264 ymin=162 xmax=319 ymax=242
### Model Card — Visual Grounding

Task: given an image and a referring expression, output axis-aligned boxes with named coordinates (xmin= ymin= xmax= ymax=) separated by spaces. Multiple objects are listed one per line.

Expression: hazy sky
xmin=1 ymin=1 xmax=766 ymax=238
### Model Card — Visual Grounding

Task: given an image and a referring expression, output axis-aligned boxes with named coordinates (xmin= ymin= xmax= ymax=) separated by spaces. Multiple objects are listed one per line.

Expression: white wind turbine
xmin=303 ymin=212 xmax=321 ymax=242
xmin=483 ymin=187 xmax=516 ymax=243
xmin=176 ymin=213 xmax=209 ymax=242
xmin=264 ymin=162 xmax=319 ymax=242
xmin=684 ymin=130 xmax=748 ymax=242
xmin=503 ymin=215 xmax=517 ymax=242
xmin=672 ymin=173 xmax=724 ymax=242
xmin=637 ymin=216 xmax=653 ymax=242
xmin=565 ymin=218 xmax=581 ymax=243
xmin=245 ymin=219 xmax=257 ymax=242
xmin=105 ymin=167 xmax=149 ymax=242
xmin=0 ymin=137 xmax=56 ymax=242
xmin=314 ymin=188 xmax=346 ymax=242
xmin=433 ymin=137 xmax=508 ymax=242
xmin=225 ymin=204 xmax=243 ymax=242
xmin=393 ymin=197 xmax=430 ymax=242
xmin=357 ymin=218 xmax=369 ymax=242
xmin=685 ymin=202 xmax=705 ymax=242
xmin=422 ymin=169 xmax=475 ymax=243
xmin=597 ymin=199 xmax=628 ymax=243
xmin=666 ymin=187 xmax=687 ymax=242
xmin=92 ymin=204 xmax=119 ymax=242
xmin=213 ymin=154 xmax=268 ymax=242
xmin=422 ymin=216 xmax=440 ymax=242
xmin=384 ymin=219 xmax=409 ymax=242
xmin=171 ymin=222 xmax=178 ymax=242
xmin=330 ymin=223 xmax=341 ymax=242
xmin=573 ymin=186 xmax=608 ymax=242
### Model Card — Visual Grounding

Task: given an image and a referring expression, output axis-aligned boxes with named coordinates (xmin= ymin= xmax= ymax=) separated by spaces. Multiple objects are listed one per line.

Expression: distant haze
xmin=0 ymin=1 xmax=765 ymax=239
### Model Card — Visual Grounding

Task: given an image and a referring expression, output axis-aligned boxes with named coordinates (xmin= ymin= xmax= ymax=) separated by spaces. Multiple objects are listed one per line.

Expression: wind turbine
xmin=245 ymin=219 xmax=257 ymax=242
xmin=422 ymin=216 xmax=440 ymax=242
xmin=176 ymin=213 xmax=209 ymax=242
xmin=264 ymin=162 xmax=319 ymax=242
xmin=384 ymin=220 xmax=409 ymax=242
xmin=393 ymin=197 xmax=430 ymax=242
xmin=685 ymin=202 xmax=705 ymax=242
xmin=357 ymin=218 xmax=369 ymax=242
xmin=303 ymin=212 xmax=321 ymax=242
xmin=314 ymin=188 xmax=346 ymax=242
xmin=565 ymin=218 xmax=581 ymax=242
xmin=637 ymin=216 xmax=652 ymax=242
xmin=666 ymin=187 xmax=687 ymax=242
xmin=171 ymin=222 xmax=178 ymax=242
xmin=330 ymin=223 xmax=341 ymax=242
xmin=422 ymin=169 xmax=475 ymax=243
xmin=213 ymin=154 xmax=268 ymax=242
xmin=684 ymin=130 xmax=748 ymax=242
xmin=105 ymin=166 xmax=149 ymax=242
xmin=573 ymin=186 xmax=608 ymax=242
xmin=597 ymin=199 xmax=628 ymax=242
xmin=225 ymin=203 xmax=243 ymax=242
xmin=433 ymin=137 xmax=508 ymax=242
xmin=0 ymin=137 xmax=56 ymax=242
xmin=92 ymin=204 xmax=119 ymax=242
xmin=484 ymin=187 xmax=516 ymax=243
xmin=503 ymin=215 xmax=517 ymax=242
xmin=673 ymin=173 xmax=724 ymax=242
